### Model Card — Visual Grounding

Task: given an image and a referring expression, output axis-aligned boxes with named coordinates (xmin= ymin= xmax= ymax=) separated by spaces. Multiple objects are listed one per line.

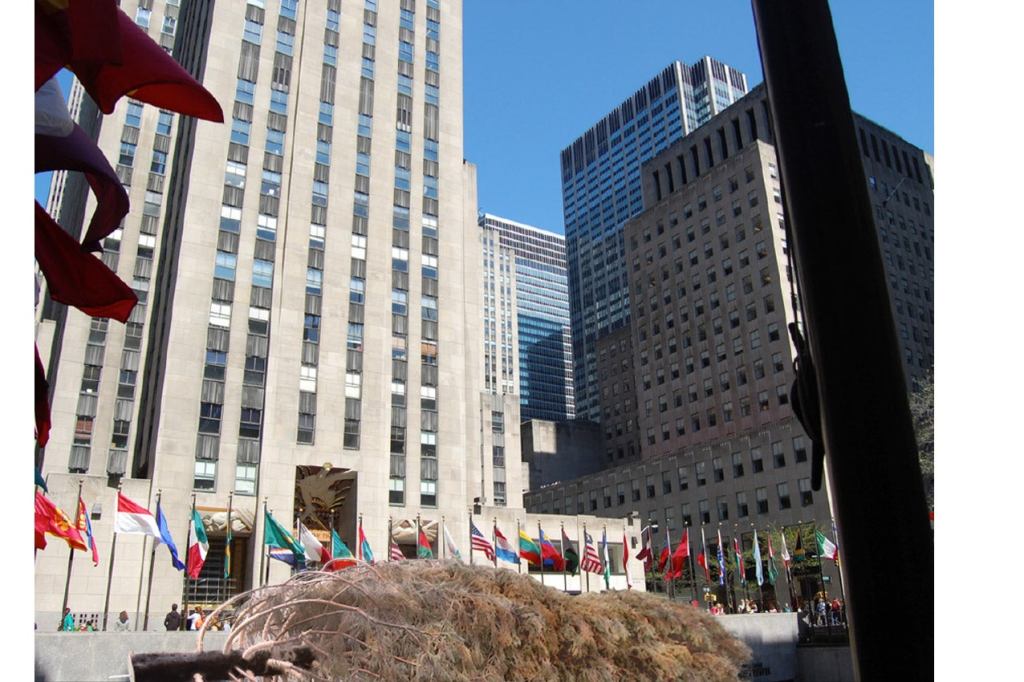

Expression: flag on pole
xmin=224 ymin=505 xmax=233 ymax=580
xmin=734 ymin=537 xmax=746 ymax=584
xmin=669 ymin=528 xmax=690 ymax=580
xmin=716 ymin=529 xmax=726 ymax=586
xmin=298 ymin=520 xmax=330 ymax=564
xmin=635 ymin=525 xmax=653 ymax=572
xmin=390 ymin=534 xmax=405 ymax=561
xmin=358 ymin=523 xmax=374 ymax=564
xmin=264 ymin=509 xmax=305 ymax=568
xmin=815 ymin=530 xmax=839 ymax=561
xmin=753 ymin=529 xmax=764 ymax=587
xmin=76 ymin=498 xmax=99 ymax=566
xmin=793 ymin=530 xmax=806 ymax=562
xmin=538 ymin=528 xmax=565 ymax=571
xmin=696 ymin=526 xmax=710 ymax=582
xmin=268 ymin=547 xmax=299 ymax=565
xmin=155 ymin=500 xmax=185 ymax=571
xmin=780 ymin=531 xmax=791 ymax=568
xmin=657 ymin=525 xmax=672 ymax=574
xmin=470 ymin=521 xmax=495 ymax=562
xmin=518 ymin=529 xmax=541 ymax=566
xmin=417 ymin=527 xmax=433 ymax=559
xmin=580 ymin=531 xmax=603 ymax=574
xmin=443 ymin=523 xmax=463 ymax=562
xmin=322 ymin=529 xmax=357 ymax=571
xmin=622 ymin=531 xmax=632 ymax=589
xmin=332 ymin=529 xmax=354 ymax=560
xmin=115 ymin=492 xmax=161 ymax=538
xmin=185 ymin=507 xmax=208 ymax=578
xmin=562 ymin=528 xmax=579 ymax=575
xmin=494 ymin=524 xmax=519 ymax=564
xmin=601 ymin=528 xmax=611 ymax=589
xmin=766 ymin=533 xmax=779 ymax=585
xmin=34 ymin=491 xmax=86 ymax=551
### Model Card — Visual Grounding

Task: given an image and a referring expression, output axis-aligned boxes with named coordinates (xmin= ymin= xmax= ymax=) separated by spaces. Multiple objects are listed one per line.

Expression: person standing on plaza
xmin=61 ymin=608 xmax=74 ymax=632
xmin=113 ymin=611 xmax=130 ymax=632
xmin=163 ymin=603 xmax=181 ymax=631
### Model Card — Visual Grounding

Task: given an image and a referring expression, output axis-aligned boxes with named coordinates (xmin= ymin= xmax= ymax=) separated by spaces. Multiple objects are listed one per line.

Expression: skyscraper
xmin=36 ymin=0 xmax=527 ymax=623
xmin=560 ymin=57 xmax=748 ymax=422
xmin=479 ymin=213 xmax=574 ymax=422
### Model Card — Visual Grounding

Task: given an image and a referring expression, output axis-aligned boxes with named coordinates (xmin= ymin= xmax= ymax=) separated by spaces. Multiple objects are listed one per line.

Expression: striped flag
xmin=493 ymin=524 xmax=519 ymax=564
xmin=816 ymin=530 xmax=839 ymax=561
xmin=390 ymin=536 xmax=405 ymax=562
xmin=76 ymin=498 xmax=99 ymax=566
xmin=734 ymin=537 xmax=746 ymax=584
xmin=716 ymin=529 xmax=726 ymax=586
xmin=580 ymin=531 xmax=603 ymax=574
xmin=358 ymin=523 xmax=374 ymax=564
xmin=780 ymin=531 xmax=791 ymax=568
xmin=470 ymin=520 xmax=495 ymax=561
xmin=115 ymin=492 xmax=161 ymax=538
xmin=186 ymin=508 xmax=208 ymax=579
xmin=518 ymin=530 xmax=541 ymax=566
xmin=601 ymin=528 xmax=611 ymax=589
xmin=298 ymin=520 xmax=330 ymax=564
xmin=753 ymin=529 xmax=764 ymax=586
xmin=766 ymin=533 xmax=779 ymax=585
xmin=634 ymin=525 xmax=653 ymax=571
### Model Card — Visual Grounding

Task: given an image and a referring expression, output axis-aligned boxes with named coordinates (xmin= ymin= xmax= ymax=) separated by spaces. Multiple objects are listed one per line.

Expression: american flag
xmin=390 ymin=538 xmax=405 ymax=561
xmin=580 ymin=531 xmax=603 ymax=574
xmin=470 ymin=520 xmax=495 ymax=561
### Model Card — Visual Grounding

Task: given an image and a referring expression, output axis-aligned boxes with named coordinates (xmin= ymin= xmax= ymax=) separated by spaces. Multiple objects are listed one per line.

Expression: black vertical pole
xmin=258 ymin=498 xmax=267 ymax=587
xmin=181 ymin=494 xmax=195 ymax=630
xmin=751 ymin=1 xmax=932 ymax=678
xmin=468 ymin=510 xmax=474 ymax=567
xmin=60 ymin=478 xmax=84 ymax=629
xmin=101 ymin=481 xmax=123 ymax=631
xmin=142 ymin=489 xmax=162 ymax=630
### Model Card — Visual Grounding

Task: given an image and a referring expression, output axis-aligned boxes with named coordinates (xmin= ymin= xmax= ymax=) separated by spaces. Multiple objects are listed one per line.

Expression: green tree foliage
xmin=909 ymin=371 xmax=934 ymax=510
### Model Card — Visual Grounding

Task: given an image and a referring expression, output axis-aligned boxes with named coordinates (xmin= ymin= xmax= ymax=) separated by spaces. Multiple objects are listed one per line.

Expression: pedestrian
xmin=163 ymin=603 xmax=182 ymax=631
xmin=114 ymin=611 xmax=131 ymax=632
xmin=830 ymin=597 xmax=842 ymax=625
xmin=815 ymin=597 xmax=827 ymax=626
xmin=61 ymin=607 xmax=74 ymax=632
xmin=194 ymin=607 xmax=205 ymax=630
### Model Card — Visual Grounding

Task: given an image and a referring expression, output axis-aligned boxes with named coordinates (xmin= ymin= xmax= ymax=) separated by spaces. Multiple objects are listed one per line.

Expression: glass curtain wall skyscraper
xmin=560 ymin=57 xmax=748 ymax=422
xmin=479 ymin=213 xmax=574 ymax=422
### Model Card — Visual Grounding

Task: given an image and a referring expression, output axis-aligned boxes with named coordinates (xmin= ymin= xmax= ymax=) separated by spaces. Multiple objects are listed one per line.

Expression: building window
xmin=389 ymin=477 xmax=405 ymax=505
xmin=777 ymin=482 xmax=791 ymax=510
xmin=616 ymin=483 xmax=625 ymax=505
xmin=799 ymin=478 xmax=813 ymax=506
xmin=717 ymin=497 xmax=729 ymax=522
xmin=677 ymin=466 xmax=688 ymax=491
xmin=712 ymin=457 xmax=724 ymax=482
xmin=631 ymin=479 xmax=641 ymax=502
xmin=695 ymin=461 xmax=706 ymax=486
xmin=732 ymin=452 xmax=744 ymax=478
xmin=698 ymin=499 xmax=710 ymax=525
xmin=661 ymin=471 xmax=672 ymax=495
xmin=645 ymin=475 xmax=656 ymax=499
xmin=772 ymin=441 xmax=786 ymax=468
xmin=681 ymin=503 xmax=692 ymax=527
xmin=756 ymin=487 xmax=769 ymax=514
xmin=194 ymin=461 xmax=216 ymax=491
xmin=235 ymin=464 xmax=257 ymax=495
xmin=793 ymin=436 xmax=807 ymax=463
xmin=751 ymin=447 xmax=764 ymax=473
xmin=736 ymin=492 xmax=749 ymax=518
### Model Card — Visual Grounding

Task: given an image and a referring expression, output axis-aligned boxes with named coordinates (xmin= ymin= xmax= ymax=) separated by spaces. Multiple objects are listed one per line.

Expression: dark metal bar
xmin=751 ymin=1 xmax=933 ymax=678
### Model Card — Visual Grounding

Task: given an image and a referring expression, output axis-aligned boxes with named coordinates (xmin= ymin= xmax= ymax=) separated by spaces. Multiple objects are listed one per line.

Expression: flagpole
xmin=441 ymin=516 xmax=446 ymax=560
xmin=142 ymin=490 xmax=162 ymax=631
xmin=388 ymin=516 xmax=393 ymax=562
xmin=59 ymin=478 xmax=84 ymax=630
xmin=225 ymin=492 xmax=234 ymax=597
xmin=687 ymin=527 xmax=696 ymax=605
xmin=101 ymin=480 xmax=123 ymax=631
xmin=738 ymin=526 xmax=750 ymax=608
xmin=182 ymin=494 xmax=196 ymax=629
xmin=782 ymin=524 xmax=797 ymax=611
xmin=536 ymin=521 xmax=545 ymax=586
xmin=516 ymin=519 xmax=522 ymax=574
xmin=467 ymin=510 xmax=473 ymax=567
xmin=754 ymin=524 xmax=764 ymax=610
xmin=582 ymin=521 xmax=589 ymax=593
xmin=263 ymin=507 xmax=271 ymax=586
xmin=258 ymin=498 xmax=267 ymax=588
xmin=831 ymin=517 xmax=846 ymax=605
xmin=560 ymin=521 xmax=567 ymax=593
xmin=491 ymin=517 xmax=497 ymax=568
xmin=416 ymin=514 xmax=422 ymax=559
xmin=358 ymin=513 xmax=364 ymax=562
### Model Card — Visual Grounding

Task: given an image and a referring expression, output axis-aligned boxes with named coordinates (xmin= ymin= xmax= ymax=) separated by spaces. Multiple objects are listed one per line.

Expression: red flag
xmin=696 ymin=527 xmax=711 ymax=581
xmin=35 ymin=348 xmax=51 ymax=448
xmin=669 ymin=529 xmax=690 ymax=579
xmin=35 ymin=4 xmax=223 ymax=121
xmin=35 ymin=203 xmax=137 ymax=322
xmin=634 ymin=526 xmax=653 ymax=569
xmin=35 ymin=491 xmax=87 ymax=551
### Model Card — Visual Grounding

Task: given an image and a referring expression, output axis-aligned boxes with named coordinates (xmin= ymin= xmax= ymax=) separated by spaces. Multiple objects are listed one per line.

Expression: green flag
xmin=264 ymin=509 xmax=305 ymax=567
xmin=766 ymin=534 xmax=779 ymax=586
xmin=561 ymin=529 xmax=579 ymax=575
xmin=332 ymin=529 xmax=354 ymax=559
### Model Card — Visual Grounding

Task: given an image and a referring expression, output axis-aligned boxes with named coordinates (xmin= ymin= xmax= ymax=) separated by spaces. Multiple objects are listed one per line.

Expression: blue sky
xmin=464 ymin=0 xmax=933 ymax=233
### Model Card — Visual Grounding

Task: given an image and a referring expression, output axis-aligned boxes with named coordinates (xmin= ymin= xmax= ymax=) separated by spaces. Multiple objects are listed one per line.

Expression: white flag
xmin=443 ymin=523 xmax=463 ymax=562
